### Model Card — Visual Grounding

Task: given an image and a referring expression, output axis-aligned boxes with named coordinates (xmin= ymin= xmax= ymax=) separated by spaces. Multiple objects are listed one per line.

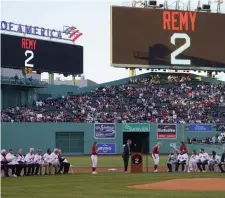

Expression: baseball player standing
xmin=152 ymin=142 xmax=161 ymax=172
xmin=91 ymin=142 xmax=98 ymax=174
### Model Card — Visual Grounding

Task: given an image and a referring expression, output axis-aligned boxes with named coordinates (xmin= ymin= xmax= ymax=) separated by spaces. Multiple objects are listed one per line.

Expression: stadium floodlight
xmin=132 ymin=0 xmax=148 ymax=8
xmin=149 ymin=0 xmax=157 ymax=7
xmin=132 ymin=0 xmax=163 ymax=8
xmin=147 ymin=0 xmax=164 ymax=8
xmin=202 ymin=4 xmax=211 ymax=12
xmin=196 ymin=0 xmax=211 ymax=12
xmin=216 ymin=0 xmax=223 ymax=13
xmin=195 ymin=0 xmax=210 ymax=12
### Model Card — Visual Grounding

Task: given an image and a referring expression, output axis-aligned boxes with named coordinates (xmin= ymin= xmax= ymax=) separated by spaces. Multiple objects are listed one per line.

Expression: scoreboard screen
xmin=111 ymin=6 xmax=225 ymax=70
xmin=1 ymin=34 xmax=83 ymax=75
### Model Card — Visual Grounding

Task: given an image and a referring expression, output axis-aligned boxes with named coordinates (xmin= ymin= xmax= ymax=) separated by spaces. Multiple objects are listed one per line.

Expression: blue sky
xmin=1 ymin=0 xmax=225 ymax=83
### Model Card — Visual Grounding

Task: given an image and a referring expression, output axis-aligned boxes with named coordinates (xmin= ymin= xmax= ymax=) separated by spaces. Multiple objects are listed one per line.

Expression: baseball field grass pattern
xmin=2 ymin=156 xmax=225 ymax=198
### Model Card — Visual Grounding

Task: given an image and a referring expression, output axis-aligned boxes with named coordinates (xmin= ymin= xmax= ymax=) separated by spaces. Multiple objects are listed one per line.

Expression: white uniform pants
xmin=189 ymin=159 xmax=197 ymax=170
xmin=51 ymin=161 xmax=59 ymax=174
xmin=152 ymin=154 xmax=159 ymax=165
xmin=91 ymin=155 xmax=98 ymax=168
xmin=39 ymin=163 xmax=49 ymax=175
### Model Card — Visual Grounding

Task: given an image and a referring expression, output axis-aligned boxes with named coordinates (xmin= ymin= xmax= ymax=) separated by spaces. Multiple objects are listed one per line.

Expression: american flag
xmin=63 ymin=26 xmax=83 ymax=43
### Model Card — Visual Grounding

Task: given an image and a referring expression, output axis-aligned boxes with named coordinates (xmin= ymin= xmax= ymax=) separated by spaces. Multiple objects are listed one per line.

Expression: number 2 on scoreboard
xmin=170 ymin=33 xmax=191 ymax=65
xmin=25 ymin=50 xmax=34 ymax=68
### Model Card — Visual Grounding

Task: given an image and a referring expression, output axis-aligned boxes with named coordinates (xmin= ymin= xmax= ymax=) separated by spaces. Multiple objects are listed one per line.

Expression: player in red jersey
xmin=180 ymin=141 xmax=188 ymax=154
xmin=91 ymin=142 xmax=98 ymax=174
xmin=152 ymin=142 xmax=161 ymax=172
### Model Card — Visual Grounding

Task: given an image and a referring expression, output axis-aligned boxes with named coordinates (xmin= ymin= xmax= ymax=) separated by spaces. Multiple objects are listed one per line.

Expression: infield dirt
xmin=128 ymin=178 xmax=225 ymax=191
xmin=71 ymin=166 xmax=168 ymax=173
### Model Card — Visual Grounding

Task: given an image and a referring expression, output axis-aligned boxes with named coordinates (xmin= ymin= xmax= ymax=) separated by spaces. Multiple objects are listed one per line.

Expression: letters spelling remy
xmin=163 ymin=11 xmax=197 ymax=31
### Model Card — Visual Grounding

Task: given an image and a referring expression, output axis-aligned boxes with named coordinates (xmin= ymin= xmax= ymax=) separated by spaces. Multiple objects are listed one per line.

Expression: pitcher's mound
xmin=128 ymin=178 xmax=225 ymax=191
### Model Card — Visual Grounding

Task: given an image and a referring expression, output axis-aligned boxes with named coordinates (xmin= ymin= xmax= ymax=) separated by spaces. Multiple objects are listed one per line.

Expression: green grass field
xmin=2 ymin=156 xmax=225 ymax=198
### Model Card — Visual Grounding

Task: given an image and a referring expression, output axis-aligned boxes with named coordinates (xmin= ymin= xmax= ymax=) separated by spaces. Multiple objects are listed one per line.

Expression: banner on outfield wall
xmin=97 ymin=143 xmax=116 ymax=154
xmin=122 ymin=123 xmax=150 ymax=132
xmin=187 ymin=124 xmax=213 ymax=132
xmin=157 ymin=124 xmax=177 ymax=139
xmin=94 ymin=123 xmax=116 ymax=139
xmin=216 ymin=124 xmax=225 ymax=131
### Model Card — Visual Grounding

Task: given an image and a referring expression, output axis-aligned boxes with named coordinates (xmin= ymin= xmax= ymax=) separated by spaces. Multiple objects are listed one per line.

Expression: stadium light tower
xmin=187 ymin=0 xmax=191 ymax=10
xmin=216 ymin=0 xmax=223 ymax=13
xmin=132 ymin=0 xmax=147 ymax=8
xmin=196 ymin=0 xmax=223 ymax=13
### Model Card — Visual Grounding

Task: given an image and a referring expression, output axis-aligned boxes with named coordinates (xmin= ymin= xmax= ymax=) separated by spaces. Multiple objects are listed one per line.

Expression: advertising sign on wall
xmin=97 ymin=143 xmax=116 ymax=154
xmin=187 ymin=124 xmax=212 ymax=132
xmin=0 ymin=21 xmax=82 ymax=42
xmin=122 ymin=123 xmax=150 ymax=132
xmin=157 ymin=124 xmax=177 ymax=139
xmin=94 ymin=123 xmax=116 ymax=139
xmin=216 ymin=124 xmax=225 ymax=131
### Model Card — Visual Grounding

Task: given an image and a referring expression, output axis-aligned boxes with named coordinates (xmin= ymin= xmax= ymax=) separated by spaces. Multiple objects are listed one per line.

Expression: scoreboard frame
xmin=110 ymin=6 xmax=225 ymax=71
xmin=1 ymin=33 xmax=83 ymax=75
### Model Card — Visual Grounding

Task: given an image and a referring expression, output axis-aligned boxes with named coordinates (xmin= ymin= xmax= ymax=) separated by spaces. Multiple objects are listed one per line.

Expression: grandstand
xmin=1 ymin=72 xmax=225 ymax=123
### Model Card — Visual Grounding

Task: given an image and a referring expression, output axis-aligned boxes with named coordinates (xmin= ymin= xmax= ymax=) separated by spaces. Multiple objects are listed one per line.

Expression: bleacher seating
xmin=1 ymin=74 xmax=225 ymax=123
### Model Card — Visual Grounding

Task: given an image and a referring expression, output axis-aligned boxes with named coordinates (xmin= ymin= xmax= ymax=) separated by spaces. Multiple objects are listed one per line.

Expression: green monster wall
xmin=1 ymin=123 xmax=222 ymax=155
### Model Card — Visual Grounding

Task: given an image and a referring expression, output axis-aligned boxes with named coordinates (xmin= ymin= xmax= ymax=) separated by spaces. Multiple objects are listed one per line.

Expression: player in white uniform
xmin=167 ymin=149 xmax=178 ymax=172
xmin=91 ymin=142 xmax=98 ymax=174
xmin=34 ymin=149 xmax=49 ymax=175
xmin=50 ymin=148 xmax=59 ymax=174
xmin=197 ymin=148 xmax=209 ymax=172
xmin=43 ymin=149 xmax=53 ymax=175
xmin=208 ymin=151 xmax=221 ymax=172
xmin=188 ymin=150 xmax=199 ymax=172
xmin=175 ymin=151 xmax=188 ymax=172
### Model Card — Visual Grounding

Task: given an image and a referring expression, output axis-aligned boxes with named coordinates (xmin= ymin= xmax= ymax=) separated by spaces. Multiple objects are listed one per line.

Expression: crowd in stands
xmin=1 ymin=148 xmax=70 ymax=177
xmin=1 ymin=74 xmax=225 ymax=123
xmin=187 ymin=132 xmax=225 ymax=144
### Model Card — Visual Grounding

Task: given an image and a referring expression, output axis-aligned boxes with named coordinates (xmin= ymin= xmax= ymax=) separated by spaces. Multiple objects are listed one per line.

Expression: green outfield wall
xmin=1 ymin=123 xmax=223 ymax=155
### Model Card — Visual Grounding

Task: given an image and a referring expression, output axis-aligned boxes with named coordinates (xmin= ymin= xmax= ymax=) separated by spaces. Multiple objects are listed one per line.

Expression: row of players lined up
xmin=151 ymin=142 xmax=225 ymax=173
xmin=166 ymin=148 xmax=225 ymax=173
xmin=1 ymin=148 xmax=71 ymax=177
xmin=121 ymin=140 xmax=225 ymax=173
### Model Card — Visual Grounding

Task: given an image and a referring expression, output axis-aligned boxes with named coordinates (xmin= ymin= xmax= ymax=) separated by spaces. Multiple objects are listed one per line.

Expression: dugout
xmin=123 ymin=132 xmax=149 ymax=154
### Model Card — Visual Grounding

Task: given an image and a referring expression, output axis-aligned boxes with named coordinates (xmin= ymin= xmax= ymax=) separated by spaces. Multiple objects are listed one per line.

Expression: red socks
xmin=154 ymin=165 xmax=158 ymax=170
xmin=92 ymin=167 xmax=96 ymax=172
